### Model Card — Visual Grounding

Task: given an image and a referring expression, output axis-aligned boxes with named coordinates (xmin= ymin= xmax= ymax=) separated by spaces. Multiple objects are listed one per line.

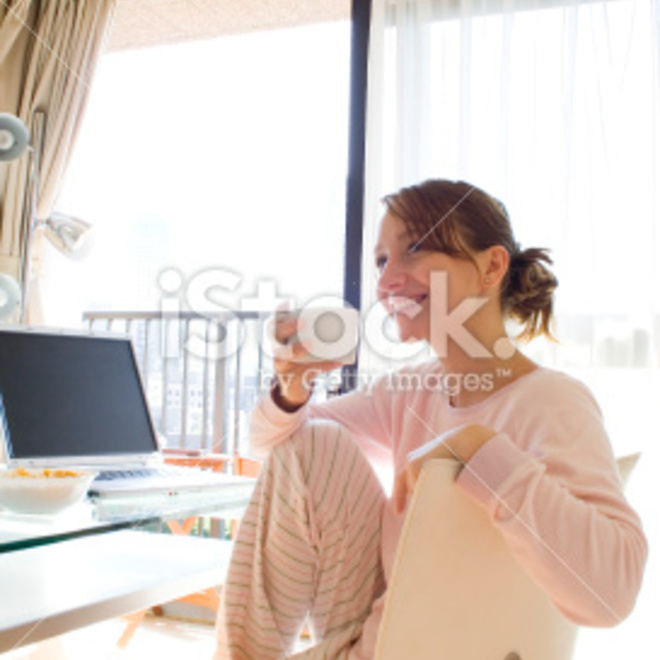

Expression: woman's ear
xmin=480 ymin=245 xmax=509 ymax=289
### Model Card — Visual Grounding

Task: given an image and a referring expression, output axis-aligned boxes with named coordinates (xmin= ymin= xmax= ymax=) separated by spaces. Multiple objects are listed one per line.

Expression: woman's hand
xmin=392 ymin=424 xmax=497 ymax=514
xmin=271 ymin=311 xmax=343 ymax=411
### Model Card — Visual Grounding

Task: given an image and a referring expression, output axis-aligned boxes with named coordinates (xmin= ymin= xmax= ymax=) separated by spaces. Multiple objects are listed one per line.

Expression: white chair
xmin=374 ymin=454 xmax=640 ymax=660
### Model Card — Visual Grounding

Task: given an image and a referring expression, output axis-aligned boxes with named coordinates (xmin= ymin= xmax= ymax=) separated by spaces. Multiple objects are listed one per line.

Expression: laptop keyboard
xmin=88 ymin=463 xmax=240 ymax=497
xmin=95 ymin=466 xmax=190 ymax=481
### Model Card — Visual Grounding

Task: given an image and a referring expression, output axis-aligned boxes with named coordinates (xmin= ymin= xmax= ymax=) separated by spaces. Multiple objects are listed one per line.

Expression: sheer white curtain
xmin=362 ymin=0 xmax=659 ymax=656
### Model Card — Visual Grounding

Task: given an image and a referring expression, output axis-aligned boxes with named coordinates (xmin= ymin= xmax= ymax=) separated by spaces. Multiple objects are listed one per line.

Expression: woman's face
xmin=374 ymin=211 xmax=483 ymax=344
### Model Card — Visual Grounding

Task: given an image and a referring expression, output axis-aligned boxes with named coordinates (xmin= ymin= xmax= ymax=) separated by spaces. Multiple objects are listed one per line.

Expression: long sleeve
xmin=455 ymin=374 xmax=648 ymax=627
xmin=249 ymin=373 xmax=398 ymax=464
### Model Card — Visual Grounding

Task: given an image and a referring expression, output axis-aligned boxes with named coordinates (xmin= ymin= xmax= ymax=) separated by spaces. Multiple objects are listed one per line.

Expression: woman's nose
xmin=377 ymin=260 xmax=406 ymax=295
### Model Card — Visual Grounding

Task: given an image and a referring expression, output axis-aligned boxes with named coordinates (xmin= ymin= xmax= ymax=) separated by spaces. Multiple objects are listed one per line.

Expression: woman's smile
xmin=387 ymin=293 xmax=428 ymax=315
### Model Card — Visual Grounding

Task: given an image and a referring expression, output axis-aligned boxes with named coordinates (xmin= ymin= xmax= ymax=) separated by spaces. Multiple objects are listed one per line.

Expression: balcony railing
xmin=83 ymin=310 xmax=337 ymax=458
xmin=83 ymin=310 xmax=271 ymax=457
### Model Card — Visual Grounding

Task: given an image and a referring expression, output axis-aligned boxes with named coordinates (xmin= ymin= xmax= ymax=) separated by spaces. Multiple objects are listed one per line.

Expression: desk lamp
xmin=0 ymin=112 xmax=92 ymax=323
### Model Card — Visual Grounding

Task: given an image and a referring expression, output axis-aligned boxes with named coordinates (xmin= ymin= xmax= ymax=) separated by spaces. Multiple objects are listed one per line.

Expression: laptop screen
xmin=0 ymin=329 xmax=159 ymax=465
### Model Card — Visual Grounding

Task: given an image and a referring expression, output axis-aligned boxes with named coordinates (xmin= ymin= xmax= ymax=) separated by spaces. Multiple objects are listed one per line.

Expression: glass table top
xmin=0 ymin=475 xmax=255 ymax=553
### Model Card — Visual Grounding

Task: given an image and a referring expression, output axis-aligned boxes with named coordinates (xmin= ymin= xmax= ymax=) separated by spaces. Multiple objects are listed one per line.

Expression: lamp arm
xmin=18 ymin=111 xmax=46 ymax=324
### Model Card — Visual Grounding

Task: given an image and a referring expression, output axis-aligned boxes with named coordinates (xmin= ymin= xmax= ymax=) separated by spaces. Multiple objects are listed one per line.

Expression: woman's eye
xmin=407 ymin=241 xmax=422 ymax=254
xmin=375 ymin=255 xmax=387 ymax=271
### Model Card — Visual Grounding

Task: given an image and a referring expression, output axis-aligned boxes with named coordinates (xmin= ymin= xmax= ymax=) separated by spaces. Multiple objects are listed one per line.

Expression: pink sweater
xmin=250 ymin=363 xmax=647 ymax=652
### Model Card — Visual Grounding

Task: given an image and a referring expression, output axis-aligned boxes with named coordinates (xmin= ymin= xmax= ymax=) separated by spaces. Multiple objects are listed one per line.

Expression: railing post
xmin=212 ymin=318 xmax=227 ymax=454
xmin=179 ymin=317 xmax=191 ymax=449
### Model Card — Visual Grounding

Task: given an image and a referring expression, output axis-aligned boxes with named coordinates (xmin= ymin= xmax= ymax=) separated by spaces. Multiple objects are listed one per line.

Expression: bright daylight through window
xmin=46 ymin=19 xmax=351 ymax=326
xmin=44 ymin=10 xmax=352 ymax=454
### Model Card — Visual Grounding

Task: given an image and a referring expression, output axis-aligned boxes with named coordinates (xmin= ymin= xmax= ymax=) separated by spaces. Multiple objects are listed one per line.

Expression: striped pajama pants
xmin=214 ymin=420 xmax=387 ymax=660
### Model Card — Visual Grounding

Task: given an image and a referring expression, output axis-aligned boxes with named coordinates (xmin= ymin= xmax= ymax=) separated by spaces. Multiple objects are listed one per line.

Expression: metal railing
xmin=84 ymin=310 xmax=270 ymax=457
xmin=84 ymin=309 xmax=340 ymax=458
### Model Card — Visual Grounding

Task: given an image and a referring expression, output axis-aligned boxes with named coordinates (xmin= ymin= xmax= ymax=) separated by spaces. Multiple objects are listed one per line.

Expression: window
xmin=363 ymin=1 xmax=658 ymax=655
xmin=364 ymin=0 xmax=660 ymax=449
xmin=45 ymin=12 xmax=352 ymax=325
xmin=45 ymin=5 xmax=354 ymax=453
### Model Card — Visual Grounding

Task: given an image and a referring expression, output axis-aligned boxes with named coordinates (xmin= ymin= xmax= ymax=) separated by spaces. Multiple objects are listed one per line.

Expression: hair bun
xmin=505 ymin=247 xmax=558 ymax=341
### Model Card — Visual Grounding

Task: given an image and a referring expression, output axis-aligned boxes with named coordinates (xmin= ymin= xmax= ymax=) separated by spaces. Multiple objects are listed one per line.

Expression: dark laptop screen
xmin=0 ymin=330 xmax=158 ymax=460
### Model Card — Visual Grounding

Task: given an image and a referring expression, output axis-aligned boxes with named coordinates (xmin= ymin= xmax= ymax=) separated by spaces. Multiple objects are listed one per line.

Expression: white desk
xmin=0 ymin=530 xmax=232 ymax=653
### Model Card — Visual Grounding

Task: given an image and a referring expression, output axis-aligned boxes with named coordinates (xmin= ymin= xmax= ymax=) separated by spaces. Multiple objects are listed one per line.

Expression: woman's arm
xmin=249 ymin=375 xmax=394 ymax=463
xmin=454 ymin=383 xmax=648 ymax=627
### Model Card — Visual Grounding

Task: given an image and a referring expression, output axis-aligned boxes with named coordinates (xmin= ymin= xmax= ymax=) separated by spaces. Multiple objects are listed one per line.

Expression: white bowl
xmin=0 ymin=467 xmax=97 ymax=515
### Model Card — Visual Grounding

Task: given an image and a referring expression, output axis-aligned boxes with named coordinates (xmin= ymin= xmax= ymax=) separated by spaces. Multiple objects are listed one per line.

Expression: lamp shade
xmin=0 ymin=114 xmax=30 ymax=162
xmin=42 ymin=213 xmax=93 ymax=255
xmin=0 ymin=274 xmax=21 ymax=321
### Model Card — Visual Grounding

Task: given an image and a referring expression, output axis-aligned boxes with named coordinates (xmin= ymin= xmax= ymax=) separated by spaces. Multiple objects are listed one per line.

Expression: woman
xmin=214 ymin=179 xmax=647 ymax=659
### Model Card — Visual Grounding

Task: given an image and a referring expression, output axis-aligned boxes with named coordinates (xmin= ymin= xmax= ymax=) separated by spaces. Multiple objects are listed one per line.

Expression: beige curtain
xmin=0 ymin=0 xmax=116 ymax=319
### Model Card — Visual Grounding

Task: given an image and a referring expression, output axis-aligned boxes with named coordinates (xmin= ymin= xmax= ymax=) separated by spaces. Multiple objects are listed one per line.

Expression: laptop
xmin=0 ymin=326 xmax=245 ymax=499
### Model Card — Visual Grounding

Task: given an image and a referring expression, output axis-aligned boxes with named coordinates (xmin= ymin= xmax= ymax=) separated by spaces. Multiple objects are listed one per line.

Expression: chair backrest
xmin=616 ymin=453 xmax=640 ymax=489
xmin=374 ymin=454 xmax=639 ymax=660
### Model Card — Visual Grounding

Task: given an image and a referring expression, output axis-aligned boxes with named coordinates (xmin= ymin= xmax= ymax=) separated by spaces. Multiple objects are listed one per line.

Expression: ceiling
xmin=107 ymin=0 xmax=350 ymax=51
